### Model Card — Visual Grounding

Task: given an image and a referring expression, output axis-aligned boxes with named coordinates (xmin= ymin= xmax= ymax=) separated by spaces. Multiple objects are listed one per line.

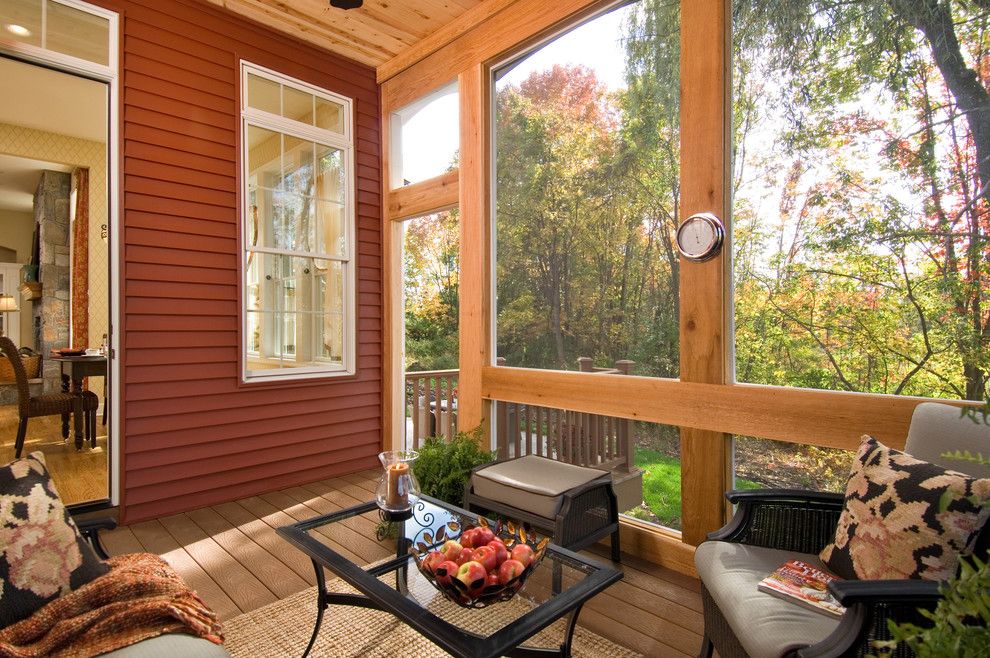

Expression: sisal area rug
xmin=223 ymin=575 xmax=641 ymax=658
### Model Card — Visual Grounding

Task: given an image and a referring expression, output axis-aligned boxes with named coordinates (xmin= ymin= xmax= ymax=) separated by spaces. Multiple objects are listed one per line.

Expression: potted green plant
xmin=412 ymin=427 xmax=496 ymax=508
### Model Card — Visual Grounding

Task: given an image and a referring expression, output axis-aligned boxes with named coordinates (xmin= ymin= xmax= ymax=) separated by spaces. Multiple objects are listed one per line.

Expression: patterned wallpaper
xmin=0 ymin=122 xmax=109 ymax=350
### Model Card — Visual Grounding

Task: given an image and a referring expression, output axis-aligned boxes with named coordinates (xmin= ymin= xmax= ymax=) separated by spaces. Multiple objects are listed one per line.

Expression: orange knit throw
xmin=0 ymin=552 xmax=224 ymax=658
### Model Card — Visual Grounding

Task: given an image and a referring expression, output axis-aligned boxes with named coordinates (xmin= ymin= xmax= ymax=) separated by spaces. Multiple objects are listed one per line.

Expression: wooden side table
xmin=50 ymin=355 xmax=107 ymax=449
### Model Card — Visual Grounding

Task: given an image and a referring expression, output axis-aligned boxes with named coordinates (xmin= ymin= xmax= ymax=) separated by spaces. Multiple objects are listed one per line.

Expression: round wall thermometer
xmin=676 ymin=212 xmax=724 ymax=262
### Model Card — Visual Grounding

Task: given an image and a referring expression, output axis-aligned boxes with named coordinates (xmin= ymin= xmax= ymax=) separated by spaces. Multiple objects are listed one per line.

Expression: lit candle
xmin=386 ymin=462 xmax=409 ymax=509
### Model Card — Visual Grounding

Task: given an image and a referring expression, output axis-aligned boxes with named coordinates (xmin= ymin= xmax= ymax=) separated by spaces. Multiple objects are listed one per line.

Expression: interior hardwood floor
xmin=0 ymin=404 xmax=109 ymax=505
xmin=102 ymin=469 xmax=703 ymax=657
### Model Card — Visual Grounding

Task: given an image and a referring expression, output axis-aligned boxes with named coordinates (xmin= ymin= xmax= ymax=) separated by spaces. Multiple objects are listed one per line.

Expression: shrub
xmin=412 ymin=428 xmax=496 ymax=507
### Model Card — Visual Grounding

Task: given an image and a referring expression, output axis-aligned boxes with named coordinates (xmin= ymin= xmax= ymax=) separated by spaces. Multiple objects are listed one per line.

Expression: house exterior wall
xmin=91 ymin=0 xmax=382 ymax=522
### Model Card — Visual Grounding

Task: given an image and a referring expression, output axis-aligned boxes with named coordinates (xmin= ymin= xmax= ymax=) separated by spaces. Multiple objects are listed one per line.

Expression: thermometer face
xmin=676 ymin=213 xmax=724 ymax=262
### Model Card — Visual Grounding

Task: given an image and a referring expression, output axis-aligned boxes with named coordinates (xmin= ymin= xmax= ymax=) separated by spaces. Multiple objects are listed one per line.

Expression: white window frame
xmin=240 ymin=61 xmax=356 ymax=382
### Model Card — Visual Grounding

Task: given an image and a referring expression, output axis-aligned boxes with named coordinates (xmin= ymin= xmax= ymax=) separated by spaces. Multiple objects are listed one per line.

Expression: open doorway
xmin=0 ymin=55 xmax=111 ymax=506
xmin=402 ymin=209 xmax=459 ymax=449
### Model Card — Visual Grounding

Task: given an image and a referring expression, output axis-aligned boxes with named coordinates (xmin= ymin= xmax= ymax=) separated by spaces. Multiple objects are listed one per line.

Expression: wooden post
xmin=679 ymin=0 xmax=732 ymax=546
xmin=614 ymin=360 xmax=635 ymax=472
xmin=457 ymin=64 xmax=492 ymax=448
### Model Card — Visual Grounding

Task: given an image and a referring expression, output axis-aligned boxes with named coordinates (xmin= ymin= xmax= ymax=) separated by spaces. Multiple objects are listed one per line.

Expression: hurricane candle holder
xmin=375 ymin=450 xmax=420 ymax=513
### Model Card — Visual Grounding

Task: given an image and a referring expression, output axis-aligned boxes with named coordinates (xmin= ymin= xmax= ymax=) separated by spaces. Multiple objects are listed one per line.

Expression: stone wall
xmin=34 ymin=170 xmax=71 ymax=393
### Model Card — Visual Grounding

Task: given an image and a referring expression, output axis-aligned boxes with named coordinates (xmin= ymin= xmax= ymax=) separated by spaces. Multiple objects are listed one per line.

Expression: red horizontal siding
xmin=93 ymin=0 xmax=382 ymax=523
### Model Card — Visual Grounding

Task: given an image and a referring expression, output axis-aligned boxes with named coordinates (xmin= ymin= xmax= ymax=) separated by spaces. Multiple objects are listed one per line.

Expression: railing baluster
xmin=548 ymin=408 xmax=556 ymax=459
xmin=411 ymin=375 xmax=420 ymax=449
xmin=433 ymin=376 xmax=442 ymax=439
xmin=536 ymin=407 xmax=549 ymax=457
xmin=497 ymin=400 xmax=507 ymax=458
xmin=513 ymin=402 xmax=521 ymax=458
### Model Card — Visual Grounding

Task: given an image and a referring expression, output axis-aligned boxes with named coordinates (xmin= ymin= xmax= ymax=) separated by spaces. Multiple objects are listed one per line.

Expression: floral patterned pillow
xmin=0 ymin=452 xmax=109 ymax=628
xmin=821 ymin=436 xmax=990 ymax=581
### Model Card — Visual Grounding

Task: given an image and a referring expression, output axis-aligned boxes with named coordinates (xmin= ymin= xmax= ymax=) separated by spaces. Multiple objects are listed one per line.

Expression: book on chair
xmin=757 ymin=560 xmax=845 ymax=617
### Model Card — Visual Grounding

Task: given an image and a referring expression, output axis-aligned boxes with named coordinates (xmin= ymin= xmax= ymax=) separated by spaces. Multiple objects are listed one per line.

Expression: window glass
xmin=242 ymin=63 xmax=353 ymax=380
xmin=45 ymin=0 xmax=108 ymax=65
xmin=247 ymin=73 xmax=280 ymax=115
xmin=2 ymin=0 xmax=110 ymax=66
xmin=1 ymin=0 xmax=43 ymax=49
xmin=491 ymin=2 xmax=681 ymax=532
xmin=391 ymin=82 xmax=458 ymax=186
xmin=731 ymin=1 xmax=990 ymax=403
xmin=735 ymin=437 xmax=852 ymax=494
xmin=494 ymin=2 xmax=679 ymax=379
xmin=493 ymin=400 xmax=684 ymax=531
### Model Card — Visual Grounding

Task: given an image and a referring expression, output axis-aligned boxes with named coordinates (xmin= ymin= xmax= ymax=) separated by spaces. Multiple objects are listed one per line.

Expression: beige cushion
xmin=97 ymin=633 xmax=230 ymax=657
xmin=905 ymin=402 xmax=990 ymax=479
xmin=471 ymin=455 xmax=608 ymax=519
xmin=695 ymin=541 xmax=840 ymax=658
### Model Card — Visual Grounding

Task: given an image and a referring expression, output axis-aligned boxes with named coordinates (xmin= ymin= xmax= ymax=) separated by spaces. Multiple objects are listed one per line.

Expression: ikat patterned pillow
xmin=0 ymin=452 xmax=109 ymax=628
xmin=820 ymin=436 xmax=990 ymax=581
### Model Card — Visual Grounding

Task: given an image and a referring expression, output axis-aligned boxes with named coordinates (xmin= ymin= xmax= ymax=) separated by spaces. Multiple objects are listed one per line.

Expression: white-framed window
xmin=241 ymin=61 xmax=355 ymax=382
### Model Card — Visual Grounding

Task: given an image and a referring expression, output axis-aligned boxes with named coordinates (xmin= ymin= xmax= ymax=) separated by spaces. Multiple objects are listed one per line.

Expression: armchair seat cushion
xmin=471 ymin=455 xmax=609 ymax=519
xmin=695 ymin=541 xmax=840 ymax=658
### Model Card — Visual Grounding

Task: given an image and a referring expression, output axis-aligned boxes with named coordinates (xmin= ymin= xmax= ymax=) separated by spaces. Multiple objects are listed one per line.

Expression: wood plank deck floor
xmin=102 ymin=470 xmax=703 ymax=657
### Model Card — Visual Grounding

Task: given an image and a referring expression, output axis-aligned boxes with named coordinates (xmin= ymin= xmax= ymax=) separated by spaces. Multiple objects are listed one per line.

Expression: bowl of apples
xmin=409 ymin=516 xmax=549 ymax=609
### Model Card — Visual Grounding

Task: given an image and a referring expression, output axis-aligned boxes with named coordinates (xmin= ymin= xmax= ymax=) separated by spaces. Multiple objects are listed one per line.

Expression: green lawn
xmin=626 ymin=448 xmax=760 ymax=529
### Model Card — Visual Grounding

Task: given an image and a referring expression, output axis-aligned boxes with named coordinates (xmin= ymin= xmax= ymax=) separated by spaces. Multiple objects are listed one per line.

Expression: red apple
xmin=487 ymin=539 xmax=509 ymax=566
xmin=456 ymin=560 xmax=488 ymax=593
xmin=456 ymin=547 xmax=475 ymax=566
xmin=486 ymin=572 xmax=501 ymax=587
xmin=498 ymin=558 xmax=526 ymax=584
xmin=460 ymin=528 xmax=477 ymax=549
xmin=473 ymin=545 xmax=498 ymax=572
xmin=473 ymin=526 xmax=495 ymax=546
xmin=440 ymin=540 xmax=462 ymax=562
xmin=434 ymin=560 xmax=459 ymax=586
xmin=421 ymin=550 xmax=446 ymax=573
xmin=510 ymin=543 xmax=535 ymax=568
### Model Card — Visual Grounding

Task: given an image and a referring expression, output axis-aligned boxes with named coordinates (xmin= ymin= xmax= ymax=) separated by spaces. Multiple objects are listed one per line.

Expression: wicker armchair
xmin=696 ymin=402 xmax=990 ymax=658
xmin=0 ymin=337 xmax=99 ymax=457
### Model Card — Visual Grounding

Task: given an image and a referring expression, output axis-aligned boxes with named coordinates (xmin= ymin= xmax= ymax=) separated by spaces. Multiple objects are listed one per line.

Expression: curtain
xmin=71 ymin=168 xmax=89 ymax=348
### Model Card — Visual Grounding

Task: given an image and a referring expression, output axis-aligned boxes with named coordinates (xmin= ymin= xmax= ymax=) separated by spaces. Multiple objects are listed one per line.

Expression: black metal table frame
xmin=276 ymin=496 xmax=622 ymax=658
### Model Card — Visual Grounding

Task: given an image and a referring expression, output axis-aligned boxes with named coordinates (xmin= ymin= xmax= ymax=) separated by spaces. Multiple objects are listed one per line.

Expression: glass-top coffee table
xmin=276 ymin=495 xmax=622 ymax=658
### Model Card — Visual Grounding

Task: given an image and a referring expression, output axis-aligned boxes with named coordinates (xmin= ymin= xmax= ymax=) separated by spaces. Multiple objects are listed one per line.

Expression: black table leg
xmin=302 ymin=559 xmax=329 ymax=658
xmin=560 ymin=603 xmax=584 ymax=658
xmin=61 ymin=374 xmax=70 ymax=440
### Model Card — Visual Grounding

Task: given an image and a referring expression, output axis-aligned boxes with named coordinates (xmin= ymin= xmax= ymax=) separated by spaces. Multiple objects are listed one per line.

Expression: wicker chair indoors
xmin=695 ymin=402 xmax=990 ymax=658
xmin=0 ymin=337 xmax=99 ymax=458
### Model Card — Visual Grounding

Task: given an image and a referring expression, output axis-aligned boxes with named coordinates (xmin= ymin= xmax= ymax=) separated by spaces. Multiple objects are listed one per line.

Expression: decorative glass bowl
xmin=409 ymin=516 xmax=549 ymax=609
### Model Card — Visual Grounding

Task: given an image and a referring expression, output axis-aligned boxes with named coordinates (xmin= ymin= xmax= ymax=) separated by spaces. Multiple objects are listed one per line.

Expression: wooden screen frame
xmin=379 ymin=0 xmax=974 ymax=573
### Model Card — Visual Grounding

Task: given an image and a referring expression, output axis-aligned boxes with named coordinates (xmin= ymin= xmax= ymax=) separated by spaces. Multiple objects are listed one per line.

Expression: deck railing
xmin=493 ymin=357 xmax=636 ymax=472
xmin=404 ymin=369 xmax=458 ymax=448
xmin=404 ymin=359 xmax=636 ymax=473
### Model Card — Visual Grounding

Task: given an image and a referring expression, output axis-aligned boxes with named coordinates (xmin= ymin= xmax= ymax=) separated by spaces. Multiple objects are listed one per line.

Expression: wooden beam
xmin=386 ymin=170 xmax=460 ymax=221
xmin=377 ymin=0 xmax=520 ymax=83
xmin=677 ymin=0 xmax=731 ymax=546
xmin=457 ymin=64 xmax=491 ymax=439
xmin=382 ymin=0 xmax=615 ymax=112
xmin=619 ymin=518 xmax=697 ymax=577
xmin=381 ymin=101 xmax=403 ymax=452
xmin=480 ymin=366 xmax=973 ymax=453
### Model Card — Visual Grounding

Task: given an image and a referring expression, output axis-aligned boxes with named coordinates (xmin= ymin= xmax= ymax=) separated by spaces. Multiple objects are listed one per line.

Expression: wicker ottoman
xmin=464 ymin=455 xmax=621 ymax=562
